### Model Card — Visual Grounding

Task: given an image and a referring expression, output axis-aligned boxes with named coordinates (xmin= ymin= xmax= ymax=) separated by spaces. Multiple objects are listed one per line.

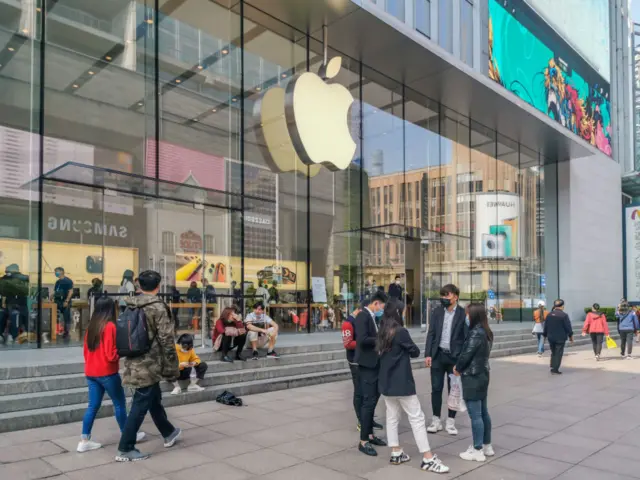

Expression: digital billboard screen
xmin=489 ymin=0 xmax=612 ymax=156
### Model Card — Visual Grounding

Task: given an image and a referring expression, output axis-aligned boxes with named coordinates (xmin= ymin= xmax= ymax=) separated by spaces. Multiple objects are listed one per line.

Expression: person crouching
xmin=172 ymin=334 xmax=207 ymax=394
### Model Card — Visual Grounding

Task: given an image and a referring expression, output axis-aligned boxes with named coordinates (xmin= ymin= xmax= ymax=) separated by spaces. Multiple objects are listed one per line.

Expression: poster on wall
xmin=488 ymin=0 xmax=612 ymax=156
xmin=475 ymin=193 xmax=520 ymax=259
xmin=624 ymin=206 xmax=640 ymax=303
xmin=311 ymin=277 xmax=327 ymax=303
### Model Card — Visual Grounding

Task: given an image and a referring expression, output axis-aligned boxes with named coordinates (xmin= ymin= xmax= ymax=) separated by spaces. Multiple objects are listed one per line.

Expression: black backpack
xmin=116 ymin=301 xmax=160 ymax=358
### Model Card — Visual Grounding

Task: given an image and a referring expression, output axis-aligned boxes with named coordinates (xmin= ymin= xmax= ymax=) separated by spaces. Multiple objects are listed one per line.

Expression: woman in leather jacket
xmin=454 ymin=303 xmax=494 ymax=463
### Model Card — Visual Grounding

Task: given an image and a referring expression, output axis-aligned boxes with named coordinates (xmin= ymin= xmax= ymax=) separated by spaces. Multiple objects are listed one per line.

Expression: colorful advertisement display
xmin=624 ymin=206 xmax=640 ymax=303
xmin=475 ymin=193 xmax=520 ymax=259
xmin=488 ymin=0 xmax=612 ymax=156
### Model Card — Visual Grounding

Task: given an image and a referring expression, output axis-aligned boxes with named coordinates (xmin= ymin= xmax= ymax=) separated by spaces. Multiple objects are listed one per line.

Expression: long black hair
xmin=468 ymin=303 xmax=494 ymax=343
xmin=86 ymin=296 xmax=117 ymax=352
xmin=376 ymin=299 xmax=405 ymax=355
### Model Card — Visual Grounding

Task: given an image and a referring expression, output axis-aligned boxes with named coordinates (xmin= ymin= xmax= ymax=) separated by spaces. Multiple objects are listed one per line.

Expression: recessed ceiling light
xmin=21 ymin=29 xmax=28 ymax=34
xmin=197 ymin=65 xmax=203 ymax=70
xmin=138 ymin=102 xmax=144 ymax=106
xmin=8 ymin=47 xmax=14 ymax=52
xmin=88 ymin=70 xmax=94 ymax=75
xmin=105 ymin=55 xmax=112 ymax=61
xmin=281 ymin=73 xmax=287 ymax=78
xmin=256 ymin=86 xmax=262 ymax=91
xmin=175 ymin=79 xmax=181 ymax=83
xmin=36 ymin=7 xmax=41 ymax=12
xmin=232 ymin=98 xmax=237 ymax=102
xmin=221 ymin=49 xmax=229 ymax=55
xmin=72 ymin=84 xmax=79 ymax=88
xmin=212 ymin=108 xmax=217 ymax=112
xmin=146 ymin=19 xmax=153 ymax=24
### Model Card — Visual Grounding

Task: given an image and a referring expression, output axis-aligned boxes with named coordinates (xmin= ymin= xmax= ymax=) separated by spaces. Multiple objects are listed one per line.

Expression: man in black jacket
xmin=388 ymin=275 xmax=403 ymax=300
xmin=354 ymin=290 xmax=388 ymax=456
xmin=424 ymin=284 xmax=467 ymax=436
xmin=543 ymin=299 xmax=573 ymax=374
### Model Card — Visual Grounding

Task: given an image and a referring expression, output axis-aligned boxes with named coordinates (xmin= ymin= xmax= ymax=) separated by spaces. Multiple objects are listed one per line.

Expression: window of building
xmin=461 ymin=0 xmax=474 ymax=67
xmin=204 ymin=234 xmax=214 ymax=254
xmin=162 ymin=231 xmax=176 ymax=254
xmin=438 ymin=0 xmax=453 ymax=52
xmin=415 ymin=0 xmax=431 ymax=37
xmin=389 ymin=185 xmax=394 ymax=222
xmin=386 ymin=0 xmax=405 ymax=21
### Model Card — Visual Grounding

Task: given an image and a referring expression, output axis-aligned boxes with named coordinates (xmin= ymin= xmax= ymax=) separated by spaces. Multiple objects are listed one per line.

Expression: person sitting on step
xmin=171 ymin=334 xmax=207 ymax=394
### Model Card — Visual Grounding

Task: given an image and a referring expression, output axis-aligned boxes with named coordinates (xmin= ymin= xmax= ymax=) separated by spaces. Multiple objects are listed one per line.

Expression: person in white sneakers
xmin=424 ymin=284 xmax=468 ymax=436
xmin=377 ymin=299 xmax=450 ymax=473
xmin=454 ymin=303 xmax=494 ymax=462
xmin=171 ymin=334 xmax=207 ymax=394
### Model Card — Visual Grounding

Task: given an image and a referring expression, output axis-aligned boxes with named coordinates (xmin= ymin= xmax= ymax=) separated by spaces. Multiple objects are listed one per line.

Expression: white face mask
xmin=395 ymin=280 xmax=400 ymax=285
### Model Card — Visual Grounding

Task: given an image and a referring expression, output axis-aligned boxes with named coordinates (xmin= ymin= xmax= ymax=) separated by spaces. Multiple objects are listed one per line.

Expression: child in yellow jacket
xmin=172 ymin=334 xmax=208 ymax=394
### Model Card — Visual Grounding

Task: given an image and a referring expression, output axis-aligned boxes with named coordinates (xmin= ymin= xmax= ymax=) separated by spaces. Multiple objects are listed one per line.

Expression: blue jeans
xmin=466 ymin=397 xmax=492 ymax=449
xmin=82 ymin=374 xmax=127 ymax=439
xmin=537 ymin=333 xmax=545 ymax=354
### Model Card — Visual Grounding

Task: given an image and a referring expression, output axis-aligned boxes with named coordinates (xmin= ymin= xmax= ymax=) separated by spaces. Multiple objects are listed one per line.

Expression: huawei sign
xmin=255 ymin=57 xmax=356 ymax=175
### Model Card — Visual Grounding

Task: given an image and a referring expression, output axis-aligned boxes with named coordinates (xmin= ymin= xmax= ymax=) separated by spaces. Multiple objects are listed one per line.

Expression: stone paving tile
xmin=555 ymin=465 xmax=637 ymax=480
xmin=165 ymin=460 xmax=253 ymax=480
xmin=182 ymin=411 xmax=236 ymax=427
xmin=143 ymin=449 xmax=216 ymax=475
xmin=580 ymin=451 xmax=640 ymax=478
xmin=64 ymin=461 xmax=156 ymax=480
xmin=271 ymin=438 xmax=345 ymax=461
xmin=42 ymin=448 xmax=116 ymax=472
xmin=311 ymin=449 xmax=391 ymax=477
xmin=225 ymin=448 xmax=303 ymax=475
xmin=262 ymin=461 xmax=362 ymax=480
xmin=492 ymin=451 xmax=573 ymax=478
xmin=0 ymin=458 xmax=62 ymax=479
xmin=0 ymin=440 xmax=65 ymax=463
xmin=456 ymin=464 xmax=548 ymax=479
xmin=189 ymin=437 xmax=263 ymax=460
xmin=165 ymin=401 xmax=225 ymax=418
xmin=519 ymin=440 xmax=599 ymax=464
xmin=206 ymin=418 xmax=261 ymax=436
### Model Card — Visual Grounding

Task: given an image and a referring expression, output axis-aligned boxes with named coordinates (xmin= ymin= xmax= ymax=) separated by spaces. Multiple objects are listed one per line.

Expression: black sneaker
xmin=373 ymin=420 xmax=384 ymax=430
xmin=266 ymin=350 xmax=280 ymax=359
xmin=358 ymin=442 xmax=377 ymax=456
xmin=252 ymin=350 xmax=259 ymax=361
xmin=222 ymin=356 xmax=234 ymax=363
xmin=390 ymin=451 xmax=411 ymax=465
xmin=550 ymin=369 xmax=562 ymax=375
xmin=235 ymin=354 xmax=246 ymax=362
xmin=369 ymin=436 xmax=387 ymax=447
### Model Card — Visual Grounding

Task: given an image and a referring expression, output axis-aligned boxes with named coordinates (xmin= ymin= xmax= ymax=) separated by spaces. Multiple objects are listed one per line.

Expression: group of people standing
xmin=342 ymin=284 xmax=495 ymax=473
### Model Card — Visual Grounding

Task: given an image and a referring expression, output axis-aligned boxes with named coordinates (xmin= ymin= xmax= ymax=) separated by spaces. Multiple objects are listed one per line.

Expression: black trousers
xmin=431 ymin=350 xmax=457 ymax=419
xmin=620 ymin=331 xmax=635 ymax=355
xmin=359 ymin=365 xmax=380 ymax=442
xmin=118 ymin=383 xmax=175 ymax=452
xmin=221 ymin=333 xmax=247 ymax=357
xmin=549 ymin=341 xmax=565 ymax=371
xmin=349 ymin=363 xmax=362 ymax=424
xmin=590 ymin=333 xmax=604 ymax=356
xmin=177 ymin=362 xmax=208 ymax=380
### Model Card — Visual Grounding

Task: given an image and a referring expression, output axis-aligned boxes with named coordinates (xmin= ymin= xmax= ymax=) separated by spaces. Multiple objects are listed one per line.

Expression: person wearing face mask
xmin=424 ymin=284 xmax=468 ymax=436
xmin=53 ymin=267 xmax=74 ymax=340
xmin=171 ymin=334 xmax=207 ymax=394
xmin=353 ymin=290 xmax=389 ymax=456
xmin=388 ymin=275 xmax=404 ymax=301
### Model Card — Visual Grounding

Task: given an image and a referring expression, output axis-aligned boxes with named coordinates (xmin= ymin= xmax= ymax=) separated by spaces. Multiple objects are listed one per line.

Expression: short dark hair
xmin=553 ymin=298 xmax=565 ymax=309
xmin=55 ymin=266 xmax=64 ymax=273
xmin=368 ymin=290 xmax=388 ymax=305
xmin=440 ymin=284 xmax=460 ymax=297
xmin=254 ymin=301 xmax=265 ymax=310
xmin=138 ymin=270 xmax=161 ymax=292
xmin=593 ymin=303 xmax=600 ymax=310
xmin=395 ymin=275 xmax=401 ymax=280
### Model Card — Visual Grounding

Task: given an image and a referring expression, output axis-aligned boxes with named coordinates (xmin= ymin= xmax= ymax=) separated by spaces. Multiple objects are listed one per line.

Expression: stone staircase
xmin=0 ymin=326 xmax=602 ymax=433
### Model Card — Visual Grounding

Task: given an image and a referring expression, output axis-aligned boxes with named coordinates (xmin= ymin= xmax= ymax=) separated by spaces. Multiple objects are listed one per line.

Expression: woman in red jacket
xmin=78 ymin=296 xmax=144 ymax=453
xmin=213 ymin=306 xmax=247 ymax=363
xmin=582 ymin=303 xmax=610 ymax=360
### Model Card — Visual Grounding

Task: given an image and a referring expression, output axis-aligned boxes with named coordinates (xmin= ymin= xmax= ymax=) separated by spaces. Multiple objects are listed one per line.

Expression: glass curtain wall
xmin=0 ymin=0 xmax=551 ymax=348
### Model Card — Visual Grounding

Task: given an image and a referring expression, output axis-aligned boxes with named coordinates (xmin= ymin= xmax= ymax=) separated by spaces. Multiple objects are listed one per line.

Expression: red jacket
xmin=84 ymin=322 xmax=119 ymax=377
xmin=212 ymin=318 xmax=245 ymax=342
xmin=583 ymin=312 xmax=610 ymax=336
xmin=342 ymin=316 xmax=357 ymax=363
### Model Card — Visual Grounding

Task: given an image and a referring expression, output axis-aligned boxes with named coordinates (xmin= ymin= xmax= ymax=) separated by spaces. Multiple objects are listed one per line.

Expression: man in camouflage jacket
xmin=116 ymin=270 xmax=182 ymax=462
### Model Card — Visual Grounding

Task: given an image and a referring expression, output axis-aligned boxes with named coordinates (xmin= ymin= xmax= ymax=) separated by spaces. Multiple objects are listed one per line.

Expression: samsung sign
xmin=47 ymin=217 xmax=128 ymax=239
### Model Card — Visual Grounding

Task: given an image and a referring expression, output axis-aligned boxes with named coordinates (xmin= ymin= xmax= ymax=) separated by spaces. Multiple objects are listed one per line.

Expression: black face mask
xmin=440 ymin=298 xmax=452 ymax=308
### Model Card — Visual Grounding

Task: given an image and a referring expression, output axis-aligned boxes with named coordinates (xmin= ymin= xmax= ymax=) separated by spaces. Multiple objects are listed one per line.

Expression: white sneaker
xmin=136 ymin=432 xmax=147 ymax=442
xmin=77 ymin=439 xmax=102 ymax=453
xmin=445 ymin=418 xmax=458 ymax=435
xmin=426 ymin=416 xmax=443 ymax=433
xmin=460 ymin=445 xmax=486 ymax=462
xmin=483 ymin=444 xmax=495 ymax=457
xmin=627 ymin=355 xmax=634 ymax=360
xmin=170 ymin=386 xmax=182 ymax=395
xmin=187 ymin=383 xmax=205 ymax=392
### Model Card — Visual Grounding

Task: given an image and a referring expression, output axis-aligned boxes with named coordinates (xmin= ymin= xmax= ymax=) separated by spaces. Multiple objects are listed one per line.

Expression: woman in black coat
xmin=454 ymin=303 xmax=494 ymax=463
xmin=377 ymin=299 xmax=449 ymax=474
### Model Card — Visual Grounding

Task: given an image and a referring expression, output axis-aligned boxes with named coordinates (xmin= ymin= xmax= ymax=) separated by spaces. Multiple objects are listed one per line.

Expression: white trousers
xmin=383 ymin=394 xmax=431 ymax=453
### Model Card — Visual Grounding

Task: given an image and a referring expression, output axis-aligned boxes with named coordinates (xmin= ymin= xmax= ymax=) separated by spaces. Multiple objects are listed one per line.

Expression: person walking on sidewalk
xmin=455 ymin=303 xmax=494 ymax=463
xmin=424 ymin=284 xmax=468 ymax=436
xmin=116 ymin=270 xmax=182 ymax=462
xmin=78 ymin=296 xmax=146 ymax=453
xmin=377 ymin=299 xmax=450 ymax=473
xmin=582 ymin=303 xmax=609 ymax=361
xmin=533 ymin=301 xmax=548 ymax=357
xmin=354 ymin=291 xmax=388 ymax=456
xmin=616 ymin=302 xmax=639 ymax=359
xmin=543 ymin=299 xmax=573 ymax=375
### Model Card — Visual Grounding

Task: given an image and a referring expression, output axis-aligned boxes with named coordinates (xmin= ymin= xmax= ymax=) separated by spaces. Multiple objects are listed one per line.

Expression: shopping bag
xmin=447 ymin=374 xmax=467 ymax=412
xmin=606 ymin=336 xmax=618 ymax=349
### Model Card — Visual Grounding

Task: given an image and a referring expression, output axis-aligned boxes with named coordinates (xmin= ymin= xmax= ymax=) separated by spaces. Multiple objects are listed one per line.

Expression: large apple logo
xmin=285 ymin=57 xmax=356 ymax=171
xmin=254 ymin=86 xmax=321 ymax=177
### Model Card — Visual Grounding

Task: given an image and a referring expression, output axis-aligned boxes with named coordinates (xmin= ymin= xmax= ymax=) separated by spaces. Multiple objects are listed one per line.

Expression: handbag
xmin=606 ymin=336 xmax=618 ymax=349
xmin=224 ymin=326 xmax=239 ymax=337
xmin=447 ymin=374 xmax=467 ymax=412
xmin=532 ymin=322 xmax=544 ymax=334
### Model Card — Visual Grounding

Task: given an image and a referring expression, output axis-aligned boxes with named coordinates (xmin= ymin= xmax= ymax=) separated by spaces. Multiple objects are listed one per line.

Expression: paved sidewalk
xmin=1 ymin=344 xmax=638 ymax=479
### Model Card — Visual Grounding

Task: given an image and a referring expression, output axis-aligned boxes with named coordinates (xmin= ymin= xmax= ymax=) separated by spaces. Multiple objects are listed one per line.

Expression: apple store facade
xmin=0 ymin=0 xmax=622 ymax=348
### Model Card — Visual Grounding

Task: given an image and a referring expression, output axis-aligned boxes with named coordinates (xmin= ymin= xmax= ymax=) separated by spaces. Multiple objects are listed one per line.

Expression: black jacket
xmin=543 ymin=309 xmax=573 ymax=343
xmin=425 ymin=304 xmax=468 ymax=360
xmin=378 ymin=327 xmax=420 ymax=397
xmin=354 ymin=308 xmax=379 ymax=369
xmin=388 ymin=283 xmax=403 ymax=299
xmin=455 ymin=325 xmax=491 ymax=401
